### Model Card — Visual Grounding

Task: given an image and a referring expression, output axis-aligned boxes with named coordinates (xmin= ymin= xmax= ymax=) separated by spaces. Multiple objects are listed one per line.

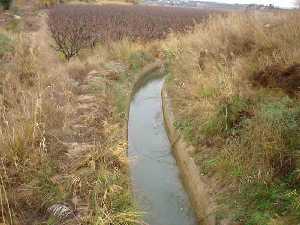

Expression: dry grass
xmin=0 ymin=30 xmax=72 ymax=224
xmin=163 ymin=11 xmax=300 ymax=224
xmin=0 ymin=9 xmax=155 ymax=224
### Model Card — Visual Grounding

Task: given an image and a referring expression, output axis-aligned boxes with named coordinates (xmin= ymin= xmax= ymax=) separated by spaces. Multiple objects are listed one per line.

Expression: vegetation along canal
xmin=128 ymin=72 xmax=198 ymax=225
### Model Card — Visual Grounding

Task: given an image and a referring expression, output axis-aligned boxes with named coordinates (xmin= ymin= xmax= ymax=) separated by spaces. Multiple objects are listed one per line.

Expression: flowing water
xmin=128 ymin=72 xmax=198 ymax=225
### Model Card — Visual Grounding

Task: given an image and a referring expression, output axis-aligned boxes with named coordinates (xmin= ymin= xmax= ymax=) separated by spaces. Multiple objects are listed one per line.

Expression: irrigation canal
xmin=128 ymin=72 xmax=198 ymax=225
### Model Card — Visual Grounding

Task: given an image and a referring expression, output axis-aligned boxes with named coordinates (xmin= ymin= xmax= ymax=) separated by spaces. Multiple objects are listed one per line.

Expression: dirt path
xmin=28 ymin=11 xmax=114 ymax=225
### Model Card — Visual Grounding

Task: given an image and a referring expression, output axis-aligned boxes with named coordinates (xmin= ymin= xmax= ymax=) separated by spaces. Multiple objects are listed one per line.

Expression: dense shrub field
xmin=48 ymin=4 xmax=211 ymax=59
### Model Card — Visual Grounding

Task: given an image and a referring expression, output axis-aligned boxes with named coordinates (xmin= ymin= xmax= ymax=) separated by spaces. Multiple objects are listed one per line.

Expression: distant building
xmin=246 ymin=4 xmax=275 ymax=11
xmin=143 ymin=0 xmax=277 ymax=11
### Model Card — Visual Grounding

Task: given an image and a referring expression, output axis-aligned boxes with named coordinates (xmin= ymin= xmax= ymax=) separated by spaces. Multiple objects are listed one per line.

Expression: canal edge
xmin=161 ymin=84 xmax=218 ymax=225
xmin=124 ymin=60 xmax=164 ymax=144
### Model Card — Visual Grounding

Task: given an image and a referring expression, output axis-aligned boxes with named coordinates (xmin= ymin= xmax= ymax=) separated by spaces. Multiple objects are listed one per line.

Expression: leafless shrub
xmin=48 ymin=6 xmax=100 ymax=60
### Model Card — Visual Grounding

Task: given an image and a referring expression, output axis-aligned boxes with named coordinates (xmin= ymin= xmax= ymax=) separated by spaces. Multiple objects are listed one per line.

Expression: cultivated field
xmin=48 ymin=4 xmax=212 ymax=59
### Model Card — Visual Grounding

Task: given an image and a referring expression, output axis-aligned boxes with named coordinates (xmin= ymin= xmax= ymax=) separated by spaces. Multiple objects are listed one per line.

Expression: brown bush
xmin=252 ymin=64 xmax=300 ymax=95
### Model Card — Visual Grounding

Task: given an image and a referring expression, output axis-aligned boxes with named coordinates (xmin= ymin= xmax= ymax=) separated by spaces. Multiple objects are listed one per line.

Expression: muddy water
xmin=128 ymin=73 xmax=198 ymax=225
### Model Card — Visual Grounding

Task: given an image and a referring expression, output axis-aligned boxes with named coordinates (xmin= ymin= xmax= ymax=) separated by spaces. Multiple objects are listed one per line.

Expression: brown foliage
xmin=48 ymin=4 xmax=211 ymax=59
xmin=252 ymin=64 xmax=300 ymax=95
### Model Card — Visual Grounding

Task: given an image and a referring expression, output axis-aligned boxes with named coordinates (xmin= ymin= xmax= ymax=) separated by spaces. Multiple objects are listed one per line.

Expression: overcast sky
xmin=198 ymin=0 xmax=295 ymax=8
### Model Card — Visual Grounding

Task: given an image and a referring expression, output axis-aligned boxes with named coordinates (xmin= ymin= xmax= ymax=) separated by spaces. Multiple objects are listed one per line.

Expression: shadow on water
xmin=128 ymin=71 xmax=198 ymax=225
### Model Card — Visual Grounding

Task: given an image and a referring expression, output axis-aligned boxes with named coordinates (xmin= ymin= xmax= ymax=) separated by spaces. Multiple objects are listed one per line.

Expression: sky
xmin=197 ymin=0 xmax=296 ymax=8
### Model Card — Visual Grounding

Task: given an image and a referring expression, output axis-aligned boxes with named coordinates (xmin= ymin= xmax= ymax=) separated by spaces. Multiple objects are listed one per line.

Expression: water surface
xmin=128 ymin=74 xmax=198 ymax=225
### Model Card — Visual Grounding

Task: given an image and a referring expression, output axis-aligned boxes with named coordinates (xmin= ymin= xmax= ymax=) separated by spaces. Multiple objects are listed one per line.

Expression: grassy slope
xmin=0 ymin=3 xmax=157 ymax=225
xmin=163 ymin=12 xmax=300 ymax=225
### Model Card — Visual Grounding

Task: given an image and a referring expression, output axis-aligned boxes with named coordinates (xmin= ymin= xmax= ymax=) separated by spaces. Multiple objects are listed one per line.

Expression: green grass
xmin=225 ymin=182 xmax=300 ymax=225
xmin=5 ymin=18 xmax=23 ymax=32
xmin=115 ymin=88 xmax=128 ymax=118
xmin=127 ymin=51 xmax=154 ymax=71
xmin=201 ymin=96 xmax=251 ymax=138
xmin=174 ymin=119 xmax=199 ymax=145
xmin=213 ymin=96 xmax=300 ymax=224
xmin=37 ymin=165 xmax=69 ymax=207
xmin=0 ymin=33 xmax=13 ymax=57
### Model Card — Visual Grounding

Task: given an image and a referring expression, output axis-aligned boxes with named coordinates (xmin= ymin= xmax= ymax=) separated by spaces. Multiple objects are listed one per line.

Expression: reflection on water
xmin=128 ymin=74 xmax=198 ymax=225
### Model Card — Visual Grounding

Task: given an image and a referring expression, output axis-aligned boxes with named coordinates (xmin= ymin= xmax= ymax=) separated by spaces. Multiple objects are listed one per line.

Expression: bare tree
xmin=48 ymin=6 xmax=98 ymax=60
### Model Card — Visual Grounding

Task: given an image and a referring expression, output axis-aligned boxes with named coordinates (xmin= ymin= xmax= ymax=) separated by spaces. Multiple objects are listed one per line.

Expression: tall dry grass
xmin=0 ymin=30 xmax=72 ymax=224
xmin=163 ymin=11 xmax=300 ymax=224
